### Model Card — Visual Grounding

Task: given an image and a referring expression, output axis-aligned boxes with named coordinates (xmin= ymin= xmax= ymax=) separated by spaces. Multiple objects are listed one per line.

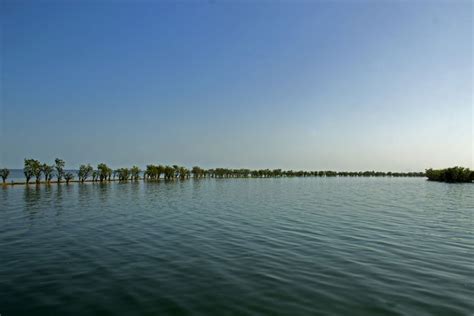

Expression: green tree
xmin=173 ymin=165 xmax=180 ymax=178
xmin=24 ymin=159 xmax=42 ymax=184
xmin=145 ymin=164 xmax=164 ymax=180
xmin=178 ymin=166 xmax=190 ymax=179
xmin=55 ymin=158 xmax=65 ymax=182
xmin=92 ymin=170 xmax=99 ymax=182
xmin=97 ymin=163 xmax=112 ymax=182
xmin=192 ymin=166 xmax=204 ymax=179
xmin=78 ymin=164 xmax=93 ymax=182
xmin=42 ymin=164 xmax=54 ymax=183
xmin=164 ymin=166 xmax=175 ymax=180
xmin=23 ymin=159 xmax=34 ymax=184
xmin=117 ymin=168 xmax=130 ymax=181
xmin=64 ymin=172 xmax=74 ymax=184
xmin=0 ymin=168 xmax=10 ymax=183
xmin=130 ymin=166 xmax=141 ymax=181
xmin=426 ymin=167 xmax=472 ymax=183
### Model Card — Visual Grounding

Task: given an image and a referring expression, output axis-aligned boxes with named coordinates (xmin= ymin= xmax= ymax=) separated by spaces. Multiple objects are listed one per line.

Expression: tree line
xmin=0 ymin=158 xmax=436 ymax=185
xmin=425 ymin=167 xmax=474 ymax=183
xmin=1 ymin=158 xmax=76 ymax=184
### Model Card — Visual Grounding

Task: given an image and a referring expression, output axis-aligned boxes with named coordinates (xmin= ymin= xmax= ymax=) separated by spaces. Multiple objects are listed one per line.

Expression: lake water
xmin=1 ymin=178 xmax=473 ymax=315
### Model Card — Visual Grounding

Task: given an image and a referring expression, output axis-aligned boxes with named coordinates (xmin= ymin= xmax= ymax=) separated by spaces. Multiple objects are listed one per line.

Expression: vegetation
xmin=24 ymin=159 xmax=42 ymax=184
xmin=78 ymin=164 xmax=93 ymax=182
xmin=116 ymin=168 xmax=130 ymax=181
xmin=164 ymin=166 xmax=175 ymax=180
xmin=197 ymin=169 xmax=425 ymax=178
xmin=178 ymin=166 xmax=190 ymax=179
xmin=64 ymin=172 xmax=74 ymax=184
xmin=0 ymin=157 xmax=466 ymax=186
xmin=426 ymin=167 xmax=473 ymax=183
xmin=42 ymin=164 xmax=54 ymax=183
xmin=0 ymin=168 xmax=10 ymax=183
xmin=55 ymin=158 xmax=65 ymax=182
xmin=131 ymin=166 xmax=141 ymax=181
xmin=97 ymin=163 xmax=112 ymax=182
xmin=192 ymin=166 xmax=206 ymax=179
xmin=144 ymin=164 xmax=163 ymax=180
xmin=23 ymin=161 xmax=33 ymax=184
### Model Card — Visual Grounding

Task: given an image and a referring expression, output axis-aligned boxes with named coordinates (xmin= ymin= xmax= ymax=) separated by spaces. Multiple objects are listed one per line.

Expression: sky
xmin=1 ymin=0 xmax=472 ymax=171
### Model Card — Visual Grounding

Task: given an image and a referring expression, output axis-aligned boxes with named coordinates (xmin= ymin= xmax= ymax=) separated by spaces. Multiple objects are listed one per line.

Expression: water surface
xmin=1 ymin=178 xmax=473 ymax=315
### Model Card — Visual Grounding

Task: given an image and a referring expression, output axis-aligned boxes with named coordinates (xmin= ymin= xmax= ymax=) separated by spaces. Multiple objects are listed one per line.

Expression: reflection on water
xmin=1 ymin=178 xmax=473 ymax=315
xmin=97 ymin=182 xmax=111 ymax=204
xmin=23 ymin=185 xmax=42 ymax=215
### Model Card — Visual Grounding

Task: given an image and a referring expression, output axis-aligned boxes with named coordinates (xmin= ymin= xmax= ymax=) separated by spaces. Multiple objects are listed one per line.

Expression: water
xmin=1 ymin=178 xmax=473 ymax=315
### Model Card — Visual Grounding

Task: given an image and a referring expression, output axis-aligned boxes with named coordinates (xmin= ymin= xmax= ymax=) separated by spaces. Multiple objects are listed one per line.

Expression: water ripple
xmin=1 ymin=178 xmax=473 ymax=315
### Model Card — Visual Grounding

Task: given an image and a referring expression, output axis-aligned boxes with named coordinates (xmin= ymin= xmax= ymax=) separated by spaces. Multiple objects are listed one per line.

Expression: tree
xmin=192 ymin=166 xmax=206 ymax=179
xmin=117 ymin=168 xmax=130 ymax=181
xmin=97 ymin=163 xmax=112 ymax=182
xmin=173 ymin=165 xmax=180 ymax=178
xmin=157 ymin=165 xmax=165 ymax=179
xmin=178 ymin=166 xmax=190 ymax=179
xmin=426 ymin=167 xmax=472 ymax=183
xmin=145 ymin=164 xmax=165 ymax=180
xmin=64 ymin=172 xmax=74 ymax=184
xmin=207 ymin=169 xmax=215 ymax=178
xmin=23 ymin=160 xmax=34 ymax=184
xmin=78 ymin=164 xmax=93 ymax=182
xmin=42 ymin=164 xmax=54 ymax=183
xmin=92 ymin=170 xmax=99 ymax=182
xmin=164 ymin=166 xmax=175 ymax=180
xmin=145 ymin=165 xmax=157 ymax=180
xmin=130 ymin=166 xmax=141 ymax=181
xmin=32 ymin=161 xmax=42 ymax=183
xmin=55 ymin=158 xmax=65 ymax=182
xmin=24 ymin=159 xmax=42 ymax=184
xmin=0 ymin=168 xmax=9 ymax=183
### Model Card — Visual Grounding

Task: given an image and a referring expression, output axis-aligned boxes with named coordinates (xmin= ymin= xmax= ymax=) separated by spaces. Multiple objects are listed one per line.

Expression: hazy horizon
xmin=1 ymin=1 xmax=472 ymax=170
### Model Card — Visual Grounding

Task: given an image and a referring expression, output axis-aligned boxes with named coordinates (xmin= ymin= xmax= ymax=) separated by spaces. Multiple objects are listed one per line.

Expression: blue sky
xmin=1 ymin=0 xmax=472 ymax=170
